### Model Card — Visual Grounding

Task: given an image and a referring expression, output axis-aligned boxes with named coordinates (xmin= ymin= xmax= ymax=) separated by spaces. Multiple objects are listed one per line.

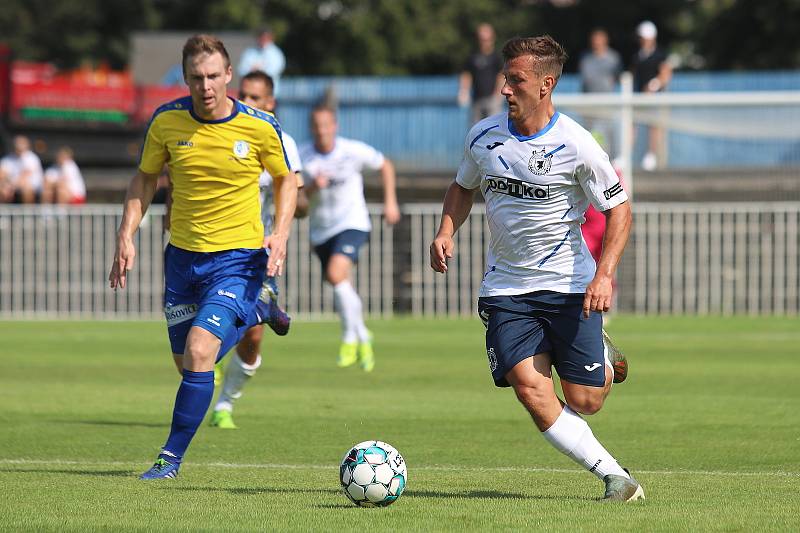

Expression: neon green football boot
xmin=337 ymin=341 xmax=358 ymax=368
xmin=213 ymin=361 xmax=225 ymax=387
xmin=357 ymin=333 xmax=375 ymax=373
xmin=210 ymin=410 xmax=237 ymax=429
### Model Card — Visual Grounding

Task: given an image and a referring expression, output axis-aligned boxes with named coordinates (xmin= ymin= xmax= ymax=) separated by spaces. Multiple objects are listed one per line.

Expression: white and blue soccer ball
xmin=339 ymin=440 xmax=407 ymax=507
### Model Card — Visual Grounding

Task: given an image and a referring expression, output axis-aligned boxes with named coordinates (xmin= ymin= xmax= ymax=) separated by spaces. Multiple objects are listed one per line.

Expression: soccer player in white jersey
xmin=430 ymin=35 xmax=643 ymax=501
xmin=300 ymin=105 xmax=400 ymax=371
xmin=210 ymin=70 xmax=308 ymax=429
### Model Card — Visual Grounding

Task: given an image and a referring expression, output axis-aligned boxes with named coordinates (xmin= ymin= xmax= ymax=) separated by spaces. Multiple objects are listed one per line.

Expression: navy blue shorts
xmin=477 ymin=291 xmax=605 ymax=388
xmin=163 ymin=244 xmax=267 ymax=358
xmin=313 ymin=229 xmax=370 ymax=270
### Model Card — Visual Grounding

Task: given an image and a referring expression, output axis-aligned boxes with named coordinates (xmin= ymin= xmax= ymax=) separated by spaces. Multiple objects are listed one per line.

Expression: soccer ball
xmin=339 ymin=440 xmax=407 ymax=507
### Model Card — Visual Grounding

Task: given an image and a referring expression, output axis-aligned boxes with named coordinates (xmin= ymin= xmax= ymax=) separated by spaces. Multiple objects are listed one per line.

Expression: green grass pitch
xmin=1 ymin=316 xmax=798 ymax=531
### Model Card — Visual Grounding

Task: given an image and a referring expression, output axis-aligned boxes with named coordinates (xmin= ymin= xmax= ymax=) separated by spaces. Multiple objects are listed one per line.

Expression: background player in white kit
xmin=300 ymin=105 xmax=400 ymax=371
xmin=430 ymin=35 xmax=643 ymax=501
xmin=209 ymin=70 xmax=308 ymax=429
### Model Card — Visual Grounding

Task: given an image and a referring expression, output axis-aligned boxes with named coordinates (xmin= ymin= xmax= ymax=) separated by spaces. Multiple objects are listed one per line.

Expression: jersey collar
xmin=189 ymin=97 xmax=240 ymax=124
xmin=508 ymin=112 xmax=560 ymax=142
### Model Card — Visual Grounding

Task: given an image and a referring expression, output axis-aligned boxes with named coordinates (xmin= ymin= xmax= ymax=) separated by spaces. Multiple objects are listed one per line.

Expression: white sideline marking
xmin=1 ymin=458 xmax=798 ymax=478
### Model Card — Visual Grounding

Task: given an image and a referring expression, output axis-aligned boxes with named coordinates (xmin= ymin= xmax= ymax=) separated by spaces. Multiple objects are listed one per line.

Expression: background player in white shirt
xmin=210 ymin=70 xmax=308 ymax=430
xmin=300 ymin=105 xmax=400 ymax=371
xmin=0 ymin=135 xmax=43 ymax=204
xmin=42 ymin=146 xmax=86 ymax=204
xmin=430 ymin=35 xmax=643 ymax=501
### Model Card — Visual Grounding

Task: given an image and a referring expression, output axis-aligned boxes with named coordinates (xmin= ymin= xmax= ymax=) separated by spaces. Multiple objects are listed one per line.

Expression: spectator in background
xmin=238 ymin=27 xmax=286 ymax=96
xmin=579 ymin=28 xmax=622 ymax=158
xmin=579 ymin=28 xmax=622 ymax=93
xmin=0 ymin=135 xmax=43 ymax=203
xmin=42 ymin=147 xmax=86 ymax=204
xmin=631 ymin=21 xmax=672 ymax=171
xmin=458 ymin=23 xmax=504 ymax=125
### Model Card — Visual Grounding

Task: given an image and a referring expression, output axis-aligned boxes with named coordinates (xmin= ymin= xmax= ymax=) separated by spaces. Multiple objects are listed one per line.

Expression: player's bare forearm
xmin=381 ymin=159 xmax=400 ymax=224
xmin=294 ymin=183 xmax=309 ymax=218
xmin=266 ymin=172 xmax=298 ymax=276
xmin=110 ymin=170 xmax=158 ymax=289
xmin=583 ymin=201 xmax=632 ymax=316
xmin=118 ymin=170 xmax=159 ymax=239
xmin=430 ymin=181 xmax=475 ymax=273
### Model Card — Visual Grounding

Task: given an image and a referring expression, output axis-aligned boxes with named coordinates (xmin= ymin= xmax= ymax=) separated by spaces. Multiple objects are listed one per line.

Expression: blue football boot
xmin=139 ymin=456 xmax=180 ymax=480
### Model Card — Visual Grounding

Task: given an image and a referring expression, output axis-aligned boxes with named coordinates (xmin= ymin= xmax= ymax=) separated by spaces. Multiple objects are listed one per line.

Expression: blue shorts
xmin=313 ymin=229 xmax=370 ymax=270
xmin=163 ymin=244 xmax=267 ymax=358
xmin=477 ymin=291 xmax=604 ymax=388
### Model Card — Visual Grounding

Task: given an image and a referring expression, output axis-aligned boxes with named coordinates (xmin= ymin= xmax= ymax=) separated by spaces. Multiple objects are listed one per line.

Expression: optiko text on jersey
xmin=485 ymin=175 xmax=550 ymax=200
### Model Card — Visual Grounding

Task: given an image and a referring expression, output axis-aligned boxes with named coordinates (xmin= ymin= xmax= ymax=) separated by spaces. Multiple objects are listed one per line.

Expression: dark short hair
xmin=241 ymin=70 xmax=275 ymax=94
xmin=502 ymin=35 xmax=568 ymax=81
xmin=182 ymin=34 xmax=231 ymax=75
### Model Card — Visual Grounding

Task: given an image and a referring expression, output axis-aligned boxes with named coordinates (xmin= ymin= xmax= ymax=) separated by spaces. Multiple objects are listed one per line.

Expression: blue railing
xmin=276 ymin=72 xmax=800 ymax=171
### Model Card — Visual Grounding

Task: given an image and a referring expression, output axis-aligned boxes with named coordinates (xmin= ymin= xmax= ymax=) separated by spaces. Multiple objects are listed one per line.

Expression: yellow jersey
xmin=139 ymin=96 xmax=290 ymax=252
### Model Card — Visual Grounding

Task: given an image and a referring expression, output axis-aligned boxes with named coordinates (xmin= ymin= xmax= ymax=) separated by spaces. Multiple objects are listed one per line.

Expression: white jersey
xmin=0 ymin=150 xmax=44 ymax=191
xmin=299 ymin=137 xmax=384 ymax=245
xmin=456 ymin=111 xmax=628 ymax=297
xmin=260 ymin=131 xmax=302 ymax=235
xmin=45 ymin=159 xmax=86 ymax=199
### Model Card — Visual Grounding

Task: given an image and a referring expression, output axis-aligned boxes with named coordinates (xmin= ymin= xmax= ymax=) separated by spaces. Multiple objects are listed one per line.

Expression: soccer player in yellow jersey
xmin=108 ymin=35 xmax=297 ymax=479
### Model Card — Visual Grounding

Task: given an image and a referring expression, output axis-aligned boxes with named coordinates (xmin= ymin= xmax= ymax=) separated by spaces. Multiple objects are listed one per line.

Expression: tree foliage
xmin=0 ymin=0 xmax=797 ymax=73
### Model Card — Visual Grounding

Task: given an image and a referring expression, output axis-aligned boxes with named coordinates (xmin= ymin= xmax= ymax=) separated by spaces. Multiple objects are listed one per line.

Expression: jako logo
xmin=485 ymin=175 xmax=549 ymax=200
xmin=217 ymin=289 xmax=237 ymax=299
xmin=177 ymin=140 xmax=193 ymax=147
xmin=164 ymin=303 xmax=198 ymax=326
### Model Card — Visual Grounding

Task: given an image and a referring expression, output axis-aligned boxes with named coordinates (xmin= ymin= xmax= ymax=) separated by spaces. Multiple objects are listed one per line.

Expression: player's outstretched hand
xmin=109 ymin=235 xmax=136 ymax=290
xmin=429 ymin=233 xmax=454 ymax=273
xmin=583 ymin=275 xmax=613 ymax=317
xmin=384 ymin=202 xmax=401 ymax=225
xmin=264 ymin=233 xmax=288 ymax=277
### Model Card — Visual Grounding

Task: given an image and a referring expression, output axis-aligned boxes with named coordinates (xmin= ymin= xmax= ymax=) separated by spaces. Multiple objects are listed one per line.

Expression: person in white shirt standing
xmin=42 ymin=146 xmax=86 ymax=204
xmin=0 ymin=135 xmax=43 ymax=204
xmin=300 ymin=105 xmax=400 ymax=372
xmin=430 ymin=35 xmax=643 ymax=502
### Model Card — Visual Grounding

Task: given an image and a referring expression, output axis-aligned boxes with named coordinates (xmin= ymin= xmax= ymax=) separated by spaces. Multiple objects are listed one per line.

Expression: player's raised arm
xmin=583 ymin=201 xmax=632 ymax=317
xmin=430 ymin=181 xmax=475 ymax=273
xmin=109 ymin=169 xmax=160 ymax=289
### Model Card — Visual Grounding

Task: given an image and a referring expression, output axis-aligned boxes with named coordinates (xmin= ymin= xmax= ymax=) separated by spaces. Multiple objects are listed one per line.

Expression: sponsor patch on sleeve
xmin=603 ymin=182 xmax=623 ymax=200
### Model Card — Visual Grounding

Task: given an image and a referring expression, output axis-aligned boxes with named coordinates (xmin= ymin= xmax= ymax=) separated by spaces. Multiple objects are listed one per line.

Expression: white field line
xmin=1 ymin=458 xmax=798 ymax=478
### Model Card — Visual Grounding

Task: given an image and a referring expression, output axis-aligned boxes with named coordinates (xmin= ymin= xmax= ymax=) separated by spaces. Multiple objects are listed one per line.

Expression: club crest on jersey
xmin=528 ymin=147 xmax=552 ymax=175
xmin=233 ymin=140 xmax=250 ymax=158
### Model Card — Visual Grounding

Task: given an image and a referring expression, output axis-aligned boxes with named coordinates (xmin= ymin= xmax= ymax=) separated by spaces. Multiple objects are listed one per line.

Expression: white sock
xmin=215 ymin=352 xmax=261 ymax=413
xmin=542 ymin=405 xmax=629 ymax=480
xmin=333 ymin=281 xmax=368 ymax=342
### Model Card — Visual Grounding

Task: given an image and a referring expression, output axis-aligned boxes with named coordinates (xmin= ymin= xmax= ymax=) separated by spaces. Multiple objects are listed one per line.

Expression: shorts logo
xmin=217 ymin=289 xmax=237 ymax=299
xmin=207 ymin=314 xmax=222 ymax=327
xmin=233 ymin=140 xmax=250 ymax=158
xmin=485 ymin=175 xmax=549 ymax=200
xmin=584 ymin=362 xmax=602 ymax=372
xmin=487 ymin=347 xmax=498 ymax=372
xmin=528 ymin=147 xmax=553 ymax=175
xmin=177 ymin=140 xmax=193 ymax=147
xmin=342 ymin=245 xmax=356 ymax=254
xmin=164 ymin=303 xmax=198 ymax=326
xmin=479 ymin=308 xmax=490 ymax=328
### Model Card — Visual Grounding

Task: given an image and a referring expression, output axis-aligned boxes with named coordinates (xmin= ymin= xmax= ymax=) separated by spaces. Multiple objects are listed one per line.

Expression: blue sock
xmin=162 ymin=369 xmax=215 ymax=462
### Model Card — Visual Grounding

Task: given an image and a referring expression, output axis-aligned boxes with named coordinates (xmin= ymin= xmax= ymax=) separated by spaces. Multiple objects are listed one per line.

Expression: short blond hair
xmin=182 ymin=34 xmax=231 ymax=76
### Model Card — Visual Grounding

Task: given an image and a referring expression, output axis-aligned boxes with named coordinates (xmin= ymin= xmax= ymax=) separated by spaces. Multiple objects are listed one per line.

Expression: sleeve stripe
xmin=469 ymin=124 xmax=500 ymax=149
